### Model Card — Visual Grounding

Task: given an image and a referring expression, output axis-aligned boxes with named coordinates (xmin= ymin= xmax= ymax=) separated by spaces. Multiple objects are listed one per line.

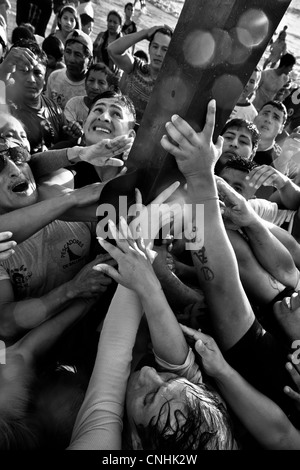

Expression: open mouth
xmin=11 ymin=181 xmax=29 ymax=193
xmin=92 ymin=126 xmax=111 ymax=134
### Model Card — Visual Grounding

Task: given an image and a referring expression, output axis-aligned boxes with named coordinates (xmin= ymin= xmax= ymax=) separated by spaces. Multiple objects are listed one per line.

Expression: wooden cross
xmin=124 ymin=0 xmax=292 ymax=204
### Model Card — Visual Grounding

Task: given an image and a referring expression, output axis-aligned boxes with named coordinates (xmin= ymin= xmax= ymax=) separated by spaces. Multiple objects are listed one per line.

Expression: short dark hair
xmin=90 ymin=90 xmax=136 ymax=128
xmin=10 ymin=39 xmax=47 ymax=67
xmin=221 ymin=118 xmax=260 ymax=153
xmin=80 ymin=13 xmax=94 ymax=26
xmin=42 ymin=34 xmax=64 ymax=62
xmin=217 ymin=155 xmax=258 ymax=176
xmin=86 ymin=62 xmax=119 ymax=91
xmin=149 ymin=26 xmax=173 ymax=46
xmin=134 ymin=49 xmax=149 ymax=63
xmin=279 ymin=52 xmax=296 ymax=68
xmin=107 ymin=10 xmax=122 ymax=25
xmin=11 ymin=25 xmax=36 ymax=45
xmin=125 ymin=2 xmax=134 ymax=9
xmin=134 ymin=382 xmax=235 ymax=450
xmin=259 ymin=100 xmax=287 ymax=124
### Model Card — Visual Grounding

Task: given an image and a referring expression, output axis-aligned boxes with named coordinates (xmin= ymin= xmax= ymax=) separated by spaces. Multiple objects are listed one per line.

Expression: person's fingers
xmin=92 ymin=263 xmax=121 ymax=283
xmin=165 ymin=120 xmax=191 ymax=149
xmin=283 ymin=385 xmax=300 ymax=403
xmin=151 ymin=181 xmax=180 ymax=205
xmin=0 ymin=249 xmax=15 ymax=260
xmin=169 ymin=115 xmax=201 ymax=147
xmin=0 ymin=231 xmax=13 ymax=242
xmin=203 ymin=99 xmax=216 ymax=142
xmin=104 ymin=157 xmax=124 ymax=167
xmin=97 ymin=236 xmax=122 ymax=260
xmin=286 ymin=361 xmax=300 ymax=387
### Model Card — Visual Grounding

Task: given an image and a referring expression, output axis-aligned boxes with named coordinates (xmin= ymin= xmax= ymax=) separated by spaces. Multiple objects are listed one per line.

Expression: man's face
xmin=82 ymin=21 xmax=93 ymax=36
xmin=149 ymin=32 xmax=171 ymax=72
xmin=85 ymin=70 xmax=109 ymax=102
xmin=12 ymin=60 xmax=46 ymax=101
xmin=125 ymin=5 xmax=134 ymax=19
xmin=0 ymin=151 xmax=37 ymax=215
xmin=254 ymin=104 xmax=285 ymax=141
xmin=221 ymin=126 xmax=254 ymax=164
xmin=218 ymin=167 xmax=254 ymax=200
xmin=83 ymin=97 xmax=135 ymax=145
xmin=64 ymin=42 xmax=90 ymax=78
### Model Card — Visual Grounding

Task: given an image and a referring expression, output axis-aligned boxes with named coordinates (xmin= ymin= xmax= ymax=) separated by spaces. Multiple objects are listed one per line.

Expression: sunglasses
xmin=0 ymin=144 xmax=31 ymax=173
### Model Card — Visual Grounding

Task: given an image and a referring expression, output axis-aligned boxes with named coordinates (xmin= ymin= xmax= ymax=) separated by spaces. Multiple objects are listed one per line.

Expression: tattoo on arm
xmin=193 ymin=247 xmax=215 ymax=281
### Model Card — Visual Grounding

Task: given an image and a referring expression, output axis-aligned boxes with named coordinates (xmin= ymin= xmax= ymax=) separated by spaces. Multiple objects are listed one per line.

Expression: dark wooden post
xmin=125 ymin=0 xmax=292 ymax=203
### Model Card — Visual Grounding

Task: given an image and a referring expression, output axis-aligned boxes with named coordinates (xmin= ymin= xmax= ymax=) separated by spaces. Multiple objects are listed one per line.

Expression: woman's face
xmin=60 ymin=11 xmax=77 ymax=34
xmin=107 ymin=14 xmax=121 ymax=35
xmin=0 ymin=116 xmax=30 ymax=152
xmin=126 ymin=367 xmax=191 ymax=434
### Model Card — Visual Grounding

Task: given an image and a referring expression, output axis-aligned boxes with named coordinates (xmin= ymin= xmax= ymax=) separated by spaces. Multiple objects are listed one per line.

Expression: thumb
xmin=93 ymin=263 xmax=120 ymax=282
xmin=195 ymin=339 xmax=207 ymax=356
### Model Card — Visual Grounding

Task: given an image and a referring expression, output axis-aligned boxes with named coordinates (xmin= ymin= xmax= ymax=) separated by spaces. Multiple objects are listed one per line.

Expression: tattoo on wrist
xmin=193 ymin=247 xmax=214 ymax=281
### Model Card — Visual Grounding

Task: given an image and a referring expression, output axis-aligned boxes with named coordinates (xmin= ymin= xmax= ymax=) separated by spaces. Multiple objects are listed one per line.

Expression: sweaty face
xmin=64 ymin=42 xmax=91 ymax=78
xmin=85 ymin=70 xmax=109 ymax=102
xmin=12 ymin=59 xmax=46 ymax=101
xmin=0 ymin=153 xmax=37 ymax=214
xmin=0 ymin=116 xmax=30 ymax=152
xmin=254 ymin=104 xmax=285 ymax=142
xmin=126 ymin=367 xmax=190 ymax=436
xmin=221 ymin=126 xmax=254 ymax=161
xmin=149 ymin=32 xmax=171 ymax=72
xmin=83 ymin=97 xmax=135 ymax=145
xmin=60 ymin=11 xmax=77 ymax=34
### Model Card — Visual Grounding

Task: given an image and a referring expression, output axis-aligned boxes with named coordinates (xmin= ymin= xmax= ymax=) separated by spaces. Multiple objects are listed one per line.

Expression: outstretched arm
xmin=181 ymin=325 xmax=300 ymax=450
xmin=160 ymin=101 xmax=254 ymax=351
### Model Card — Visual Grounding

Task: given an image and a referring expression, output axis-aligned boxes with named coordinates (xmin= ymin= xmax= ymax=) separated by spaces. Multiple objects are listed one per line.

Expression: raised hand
xmin=160 ymin=100 xmax=223 ymax=181
xmin=0 ymin=231 xmax=16 ymax=260
xmin=216 ymin=177 xmax=258 ymax=229
xmin=246 ymin=165 xmax=289 ymax=192
xmin=94 ymin=218 xmax=161 ymax=295
xmin=79 ymin=135 xmax=134 ymax=166
xmin=180 ymin=324 xmax=229 ymax=379
xmin=128 ymin=181 xmax=181 ymax=247
xmin=67 ymin=253 xmax=116 ymax=299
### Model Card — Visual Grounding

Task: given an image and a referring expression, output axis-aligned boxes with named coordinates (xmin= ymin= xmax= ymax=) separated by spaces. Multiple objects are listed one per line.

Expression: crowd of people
xmin=1 ymin=0 xmax=300 ymax=452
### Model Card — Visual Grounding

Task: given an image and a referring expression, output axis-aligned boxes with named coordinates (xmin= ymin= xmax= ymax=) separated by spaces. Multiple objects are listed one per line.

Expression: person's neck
xmin=84 ymin=95 xmax=92 ymax=108
xmin=150 ymin=65 xmax=159 ymax=79
xmin=257 ymin=137 xmax=275 ymax=151
xmin=61 ymin=29 xmax=70 ymax=40
xmin=24 ymin=94 xmax=42 ymax=109
xmin=95 ymin=166 xmax=119 ymax=182
xmin=66 ymin=69 xmax=86 ymax=82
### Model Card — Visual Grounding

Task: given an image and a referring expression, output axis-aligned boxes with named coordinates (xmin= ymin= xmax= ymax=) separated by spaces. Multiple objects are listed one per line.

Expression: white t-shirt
xmin=229 ymin=102 xmax=258 ymax=122
xmin=46 ymin=69 xmax=86 ymax=111
xmin=248 ymin=198 xmax=295 ymax=232
xmin=64 ymin=95 xmax=89 ymax=124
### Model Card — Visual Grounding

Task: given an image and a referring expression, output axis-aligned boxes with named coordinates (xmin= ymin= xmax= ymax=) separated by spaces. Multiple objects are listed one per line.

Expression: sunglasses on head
xmin=0 ymin=143 xmax=31 ymax=173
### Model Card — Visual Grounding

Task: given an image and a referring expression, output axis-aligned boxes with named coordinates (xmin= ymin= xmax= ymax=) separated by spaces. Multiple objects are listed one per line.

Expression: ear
xmin=128 ymin=128 xmax=136 ymax=139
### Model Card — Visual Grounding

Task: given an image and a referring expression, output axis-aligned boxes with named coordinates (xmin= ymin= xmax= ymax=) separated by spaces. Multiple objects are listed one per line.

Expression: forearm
xmin=69 ymin=285 xmax=143 ymax=450
xmin=215 ymin=366 xmax=300 ymax=449
xmin=15 ymin=298 xmax=94 ymax=364
xmin=30 ymin=147 xmax=83 ymax=179
xmin=0 ymin=281 xmax=77 ymax=340
xmin=269 ymin=180 xmax=300 ymax=210
xmin=188 ymin=175 xmax=253 ymax=350
xmin=108 ymin=29 xmax=149 ymax=56
xmin=0 ymin=196 xmax=74 ymax=243
xmin=245 ymin=218 xmax=298 ymax=287
xmin=139 ymin=287 xmax=189 ymax=365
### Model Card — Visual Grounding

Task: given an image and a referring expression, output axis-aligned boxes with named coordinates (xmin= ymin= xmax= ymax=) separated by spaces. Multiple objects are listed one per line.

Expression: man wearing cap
xmin=46 ymin=29 xmax=93 ymax=111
